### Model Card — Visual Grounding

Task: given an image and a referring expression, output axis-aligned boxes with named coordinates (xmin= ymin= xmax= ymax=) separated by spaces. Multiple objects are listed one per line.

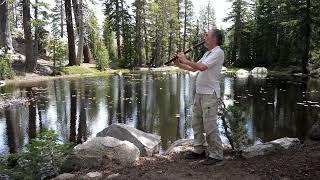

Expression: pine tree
xmin=102 ymin=18 xmax=117 ymax=68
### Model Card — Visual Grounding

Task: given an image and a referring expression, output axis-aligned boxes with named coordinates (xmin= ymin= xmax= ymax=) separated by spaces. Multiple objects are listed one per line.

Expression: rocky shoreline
xmin=50 ymin=123 xmax=320 ymax=180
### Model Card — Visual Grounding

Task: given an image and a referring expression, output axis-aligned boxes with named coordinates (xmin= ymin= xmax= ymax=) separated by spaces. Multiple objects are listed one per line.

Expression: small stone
xmin=107 ymin=173 xmax=120 ymax=179
xmin=51 ymin=173 xmax=75 ymax=180
xmin=86 ymin=172 xmax=102 ymax=179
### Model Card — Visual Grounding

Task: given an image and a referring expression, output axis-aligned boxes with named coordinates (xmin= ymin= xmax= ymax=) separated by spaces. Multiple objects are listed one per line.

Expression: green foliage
xmin=96 ymin=40 xmax=110 ymax=71
xmin=2 ymin=130 xmax=73 ymax=179
xmin=103 ymin=18 xmax=117 ymax=68
xmin=88 ymin=14 xmax=100 ymax=60
xmin=48 ymin=39 xmax=66 ymax=74
xmin=222 ymin=105 xmax=252 ymax=150
xmin=0 ymin=53 xmax=15 ymax=80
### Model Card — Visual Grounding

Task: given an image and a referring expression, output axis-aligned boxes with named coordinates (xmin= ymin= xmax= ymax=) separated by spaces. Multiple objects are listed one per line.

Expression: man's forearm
xmin=184 ymin=60 xmax=208 ymax=71
xmin=176 ymin=62 xmax=197 ymax=72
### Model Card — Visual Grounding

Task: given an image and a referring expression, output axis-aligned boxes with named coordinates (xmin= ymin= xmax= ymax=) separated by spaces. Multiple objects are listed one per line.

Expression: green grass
xmin=63 ymin=66 xmax=99 ymax=75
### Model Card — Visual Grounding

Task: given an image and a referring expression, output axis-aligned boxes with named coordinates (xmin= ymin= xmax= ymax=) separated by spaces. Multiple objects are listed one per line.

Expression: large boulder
xmin=242 ymin=143 xmax=276 ymax=159
xmin=61 ymin=137 xmax=139 ymax=172
xmin=308 ymin=120 xmax=320 ymax=140
xmin=270 ymin=137 xmax=300 ymax=150
xmin=165 ymin=139 xmax=194 ymax=155
xmin=97 ymin=123 xmax=161 ymax=156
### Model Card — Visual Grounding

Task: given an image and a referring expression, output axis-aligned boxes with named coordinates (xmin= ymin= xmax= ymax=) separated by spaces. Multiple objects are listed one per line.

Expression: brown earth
xmin=71 ymin=140 xmax=320 ymax=180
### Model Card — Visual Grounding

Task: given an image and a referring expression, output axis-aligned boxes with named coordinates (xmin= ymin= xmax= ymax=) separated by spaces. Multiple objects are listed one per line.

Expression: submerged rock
xmin=97 ymin=123 xmax=161 ymax=156
xmin=61 ymin=137 xmax=139 ymax=172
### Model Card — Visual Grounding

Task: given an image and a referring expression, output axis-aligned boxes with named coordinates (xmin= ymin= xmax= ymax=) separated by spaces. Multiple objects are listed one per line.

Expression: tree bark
xmin=34 ymin=0 xmax=39 ymax=67
xmin=65 ymin=0 xmax=77 ymax=66
xmin=23 ymin=0 xmax=35 ymax=72
xmin=76 ymin=0 xmax=84 ymax=64
xmin=135 ymin=0 xmax=143 ymax=66
xmin=72 ymin=0 xmax=92 ymax=63
xmin=0 ymin=0 xmax=14 ymax=52
xmin=115 ymin=0 xmax=121 ymax=60
xmin=60 ymin=0 xmax=64 ymax=38
xmin=183 ymin=0 xmax=187 ymax=50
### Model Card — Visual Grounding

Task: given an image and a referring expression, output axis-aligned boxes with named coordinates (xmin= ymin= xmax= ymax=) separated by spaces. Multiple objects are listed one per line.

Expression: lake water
xmin=1 ymin=72 xmax=320 ymax=156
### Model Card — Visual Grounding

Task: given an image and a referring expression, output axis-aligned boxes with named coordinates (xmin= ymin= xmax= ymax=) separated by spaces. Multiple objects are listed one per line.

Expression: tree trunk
xmin=183 ymin=0 xmax=187 ymax=50
xmin=143 ymin=7 xmax=148 ymax=63
xmin=60 ymin=0 xmax=64 ymax=38
xmin=65 ymin=0 xmax=77 ymax=66
xmin=23 ymin=0 xmax=35 ymax=72
xmin=34 ymin=0 xmax=39 ymax=67
xmin=115 ymin=0 xmax=121 ymax=60
xmin=72 ymin=0 xmax=92 ymax=64
xmin=76 ymin=0 xmax=84 ymax=64
xmin=135 ymin=0 xmax=143 ymax=66
xmin=302 ymin=0 xmax=311 ymax=74
xmin=0 ymin=0 xmax=14 ymax=52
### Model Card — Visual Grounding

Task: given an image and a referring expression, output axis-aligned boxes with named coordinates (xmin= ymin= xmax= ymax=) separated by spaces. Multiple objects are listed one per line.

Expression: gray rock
xmin=251 ymin=67 xmax=268 ymax=74
xmin=0 ymin=174 xmax=10 ymax=180
xmin=51 ymin=173 xmax=75 ymax=180
xmin=0 ymin=81 xmax=5 ymax=87
xmin=308 ymin=120 xmax=320 ymax=140
xmin=236 ymin=69 xmax=250 ymax=78
xmin=165 ymin=139 xmax=194 ymax=155
xmin=242 ymin=143 xmax=276 ymax=158
xmin=61 ymin=137 xmax=139 ymax=172
xmin=107 ymin=173 xmax=120 ymax=179
xmin=86 ymin=172 xmax=102 ymax=179
xmin=270 ymin=137 xmax=300 ymax=150
xmin=97 ymin=123 xmax=161 ymax=156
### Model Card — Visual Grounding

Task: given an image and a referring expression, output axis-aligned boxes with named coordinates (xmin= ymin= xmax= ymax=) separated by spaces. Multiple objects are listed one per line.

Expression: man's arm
xmin=177 ymin=53 xmax=208 ymax=71
xmin=174 ymin=61 xmax=198 ymax=72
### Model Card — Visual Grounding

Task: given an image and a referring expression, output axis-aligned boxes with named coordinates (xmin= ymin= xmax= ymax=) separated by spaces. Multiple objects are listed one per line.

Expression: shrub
xmin=96 ymin=40 xmax=110 ymax=71
xmin=48 ymin=39 xmax=67 ymax=74
xmin=0 ymin=51 xmax=15 ymax=80
xmin=221 ymin=105 xmax=253 ymax=150
xmin=3 ymin=130 xmax=73 ymax=179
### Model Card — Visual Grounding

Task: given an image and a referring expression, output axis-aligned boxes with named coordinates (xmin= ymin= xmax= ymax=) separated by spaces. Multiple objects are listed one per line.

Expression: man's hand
xmin=177 ymin=53 xmax=188 ymax=63
xmin=173 ymin=58 xmax=180 ymax=66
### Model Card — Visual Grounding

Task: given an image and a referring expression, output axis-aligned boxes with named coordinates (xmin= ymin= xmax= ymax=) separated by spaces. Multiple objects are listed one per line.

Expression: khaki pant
xmin=192 ymin=93 xmax=223 ymax=160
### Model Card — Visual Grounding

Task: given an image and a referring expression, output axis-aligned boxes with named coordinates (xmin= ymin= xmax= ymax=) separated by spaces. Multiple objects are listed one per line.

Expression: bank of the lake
xmin=55 ymin=140 xmax=320 ymax=180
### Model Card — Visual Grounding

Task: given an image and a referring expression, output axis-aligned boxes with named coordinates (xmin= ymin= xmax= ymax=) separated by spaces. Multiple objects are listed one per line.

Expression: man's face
xmin=204 ymin=31 xmax=217 ymax=48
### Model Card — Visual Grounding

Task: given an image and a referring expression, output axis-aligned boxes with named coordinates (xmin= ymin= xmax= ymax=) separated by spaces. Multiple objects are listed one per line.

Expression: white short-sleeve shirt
xmin=195 ymin=46 xmax=224 ymax=97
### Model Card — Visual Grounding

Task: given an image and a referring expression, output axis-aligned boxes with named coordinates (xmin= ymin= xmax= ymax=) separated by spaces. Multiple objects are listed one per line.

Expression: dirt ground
xmin=73 ymin=140 xmax=320 ymax=180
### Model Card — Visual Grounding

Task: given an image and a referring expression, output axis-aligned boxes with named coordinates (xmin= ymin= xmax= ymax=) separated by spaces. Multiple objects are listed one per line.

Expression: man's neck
xmin=207 ymin=45 xmax=218 ymax=51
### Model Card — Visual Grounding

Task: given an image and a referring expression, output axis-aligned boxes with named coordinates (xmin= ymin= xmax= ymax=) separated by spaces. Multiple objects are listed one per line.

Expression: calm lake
xmin=1 ymin=71 xmax=320 ymax=156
